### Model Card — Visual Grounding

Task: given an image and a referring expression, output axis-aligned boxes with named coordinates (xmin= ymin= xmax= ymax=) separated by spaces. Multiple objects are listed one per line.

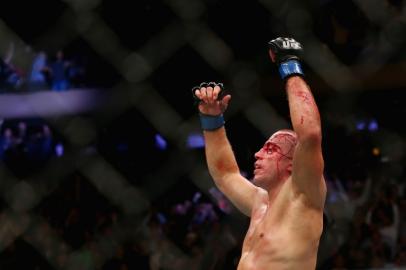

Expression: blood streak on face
xmin=254 ymin=130 xmax=298 ymax=189
xmin=270 ymin=131 xmax=297 ymax=159
xmin=267 ymin=131 xmax=297 ymax=180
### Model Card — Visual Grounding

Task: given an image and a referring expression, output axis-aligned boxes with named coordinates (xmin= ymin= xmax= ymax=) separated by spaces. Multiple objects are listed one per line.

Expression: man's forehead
xmin=266 ymin=131 xmax=297 ymax=145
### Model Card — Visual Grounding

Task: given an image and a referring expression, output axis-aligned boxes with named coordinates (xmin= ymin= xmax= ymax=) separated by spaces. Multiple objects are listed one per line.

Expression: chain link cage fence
xmin=0 ymin=0 xmax=405 ymax=269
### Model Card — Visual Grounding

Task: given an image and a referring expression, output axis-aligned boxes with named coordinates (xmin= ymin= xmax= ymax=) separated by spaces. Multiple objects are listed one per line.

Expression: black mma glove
xmin=268 ymin=37 xmax=304 ymax=80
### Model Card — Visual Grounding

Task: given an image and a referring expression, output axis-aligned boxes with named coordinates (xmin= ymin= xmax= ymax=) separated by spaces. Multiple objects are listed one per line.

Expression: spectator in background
xmin=46 ymin=50 xmax=70 ymax=91
xmin=0 ymin=128 xmax=14 ymax=159
xmin=0 ymin=58 xmax=23 ymax=91
xmin=4 ymin=42 xmax=24 ymax=90
xmin=39 ymin=125 xmax=53 ymax=160
xmin=68 ymin=55 xmax=86 ymax=88
xmin=191 ymin=202 xmax=218 ymax=228
xmin=15 ymin=121 xmax=29 ymax=162
xmin=366 ymin=184 xmax=400 ymax=259
xmin=0 ymin=120 xmax=60 ymax=177
xmin=209 ymin=187 xmax=232 ymax=214
xmin=28 ymin=51 xmax=48 ymax=90
xmin=15 ymin=121 xmax=28 ymax=145
xmin=325 ymin=174 xmax=371 ymax=245
xmin=102 ymin=245 xmax=128 ymax=270
xmin=26 ymin=124 xmax=54 ymax=165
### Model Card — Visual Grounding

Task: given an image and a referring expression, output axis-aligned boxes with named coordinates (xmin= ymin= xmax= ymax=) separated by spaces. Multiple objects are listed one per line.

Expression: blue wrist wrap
xmin=278 ymin=60 xmax=304 ymax=80
xmin=199 ymin=114 xmax=225 ymax=131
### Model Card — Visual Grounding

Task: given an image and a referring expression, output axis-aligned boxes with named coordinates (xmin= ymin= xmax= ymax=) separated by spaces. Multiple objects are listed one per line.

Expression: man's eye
xmin=266 ymin=148 xmax=273 ymax=154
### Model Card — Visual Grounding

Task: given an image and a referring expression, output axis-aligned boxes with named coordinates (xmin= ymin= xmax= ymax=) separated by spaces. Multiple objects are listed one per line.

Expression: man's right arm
xmin=194 ymin=84 xmax=259 ymax=217
xmin=203 ymin=127 xmax=259 ymax=216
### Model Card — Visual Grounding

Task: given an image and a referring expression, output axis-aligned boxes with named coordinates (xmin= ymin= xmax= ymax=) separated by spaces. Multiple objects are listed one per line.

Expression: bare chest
xmin=241 ymin=194 xmax=323 ymax=259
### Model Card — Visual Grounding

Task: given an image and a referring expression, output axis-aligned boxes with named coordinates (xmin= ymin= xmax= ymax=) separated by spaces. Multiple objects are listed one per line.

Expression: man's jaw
xmin=253 ymin=170 xmax=268 ymax=187
xmin=253 ymin=168 xmax=278 ymax=189
xmin=253 ymin=163 xmax=262 ymax=180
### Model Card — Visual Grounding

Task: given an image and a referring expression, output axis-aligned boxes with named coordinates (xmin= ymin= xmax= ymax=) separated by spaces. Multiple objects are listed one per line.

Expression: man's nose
xmin=254 ymin=149 xmax=263 ymax=159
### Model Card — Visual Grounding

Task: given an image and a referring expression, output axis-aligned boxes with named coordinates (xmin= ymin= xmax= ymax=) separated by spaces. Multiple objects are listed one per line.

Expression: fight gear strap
xmin=199 ymin=113 xmax=225 ymax=131
xmin=278 ymin=60 xmax=304 ymax=80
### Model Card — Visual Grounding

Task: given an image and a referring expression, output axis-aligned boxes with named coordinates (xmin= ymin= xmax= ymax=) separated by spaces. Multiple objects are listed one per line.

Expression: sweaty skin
xmin=238 ymin=131 xmax=325 ymax=270
xmin=238 ymin=186 xmax=324 ymax=270
xmin=195 ymin=75 xmax=326 ymax=269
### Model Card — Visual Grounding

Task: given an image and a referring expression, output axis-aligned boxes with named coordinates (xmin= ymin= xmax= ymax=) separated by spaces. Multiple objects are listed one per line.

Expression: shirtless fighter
xmin=192 ymin=37 xmax=326 ymax=269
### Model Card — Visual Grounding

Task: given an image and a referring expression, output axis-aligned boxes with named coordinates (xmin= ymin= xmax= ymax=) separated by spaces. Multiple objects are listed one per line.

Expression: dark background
xmin=0 ymin=0 xmax=405 ymax=269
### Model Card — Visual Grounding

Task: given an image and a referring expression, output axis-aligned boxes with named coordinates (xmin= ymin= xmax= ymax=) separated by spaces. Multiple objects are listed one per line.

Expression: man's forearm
xmin=286 ymin=76 xmax=321 ymax=139
xmin=203 ymin=128 xmax=240 ymax=183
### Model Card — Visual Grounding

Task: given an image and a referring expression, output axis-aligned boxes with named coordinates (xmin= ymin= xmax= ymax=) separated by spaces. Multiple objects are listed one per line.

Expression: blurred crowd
xmin=321 ymin=172 xmax=406 ymax=269
xmin=0 ymin=0 xmax=405 ymax=269
xmin=0 ymin=43 xmax=86 ymax=92
xmin=0 ymin=119 xmax=64 ymax=178
xmin=0 ymin=116 xmax=404 ymax=269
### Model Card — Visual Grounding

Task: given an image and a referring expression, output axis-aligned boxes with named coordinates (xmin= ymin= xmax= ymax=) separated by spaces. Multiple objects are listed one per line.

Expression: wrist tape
xmin=199 ymin=113 xmax=225 ymax=131
xmin=278 ymin=60 xmax=304 ymax=80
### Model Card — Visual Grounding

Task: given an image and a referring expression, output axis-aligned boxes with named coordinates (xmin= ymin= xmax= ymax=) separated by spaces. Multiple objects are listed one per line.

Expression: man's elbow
xmin=298 ymin=129 xmax=322 ymax=145
xmin=208 ymin=161 xmax=239 ymax=182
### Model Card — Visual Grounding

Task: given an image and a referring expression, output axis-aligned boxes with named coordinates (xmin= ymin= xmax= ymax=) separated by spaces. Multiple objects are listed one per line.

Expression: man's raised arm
xmin=268 ymin=38 xmax=326 ymax=208
xmin=192 ymin=82 xmax=259 ymax=216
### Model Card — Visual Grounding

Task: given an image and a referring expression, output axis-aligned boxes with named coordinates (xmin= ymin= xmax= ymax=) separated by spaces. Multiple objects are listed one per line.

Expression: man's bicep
xmin=217 ymin=173 xmax=258 ymax=217
xmin=292 ymin=140 xmax=326 ymax=207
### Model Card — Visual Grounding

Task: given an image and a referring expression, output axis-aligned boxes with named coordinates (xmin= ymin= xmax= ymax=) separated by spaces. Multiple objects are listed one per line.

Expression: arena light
xmin=368 ymin=119 xmax=378 ymax=132
xmin=55 ymin=143 xmax=64 ymax=157
xmin=155 ymin=134 xmax=167 ymax=150
xmin=356 ymin=120 xmax=366 ymax=131
xmin=186 ymin=133 xmax=205 ymax=149
xmin=372 ymin=147 xmax=380 ymax=156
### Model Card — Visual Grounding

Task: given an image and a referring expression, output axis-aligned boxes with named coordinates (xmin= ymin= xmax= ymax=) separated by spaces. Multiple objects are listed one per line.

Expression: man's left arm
xmin=286 ymin=76 xmax=326 ymax=209
xmin=268 ymin=37 xmax=326 ymax=208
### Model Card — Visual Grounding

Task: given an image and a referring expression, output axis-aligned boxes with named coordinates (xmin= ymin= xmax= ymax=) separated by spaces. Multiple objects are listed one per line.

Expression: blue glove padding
xmin=199 ymin=113 xmax=225 ymax=131
xmin=278 ymin=60 xmax=304 ymax=80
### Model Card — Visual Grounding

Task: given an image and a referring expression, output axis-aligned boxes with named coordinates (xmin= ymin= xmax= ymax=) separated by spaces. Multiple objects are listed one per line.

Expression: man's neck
xmin=267 ymin=176 xmax=289 ymax=204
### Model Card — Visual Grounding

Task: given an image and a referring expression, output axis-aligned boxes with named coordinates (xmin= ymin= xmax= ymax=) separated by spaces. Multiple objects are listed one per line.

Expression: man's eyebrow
xmin=264 ymin=141 xmax=281 ymax=150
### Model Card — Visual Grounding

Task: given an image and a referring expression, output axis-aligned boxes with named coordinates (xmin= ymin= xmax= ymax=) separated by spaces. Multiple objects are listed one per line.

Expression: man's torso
xmin=238 ymin=177 xmax=325 ymax=270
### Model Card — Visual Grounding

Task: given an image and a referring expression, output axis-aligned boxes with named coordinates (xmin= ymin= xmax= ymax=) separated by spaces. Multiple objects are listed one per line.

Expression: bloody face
xmin=253 ymin=130 xmax=297 ymax=189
